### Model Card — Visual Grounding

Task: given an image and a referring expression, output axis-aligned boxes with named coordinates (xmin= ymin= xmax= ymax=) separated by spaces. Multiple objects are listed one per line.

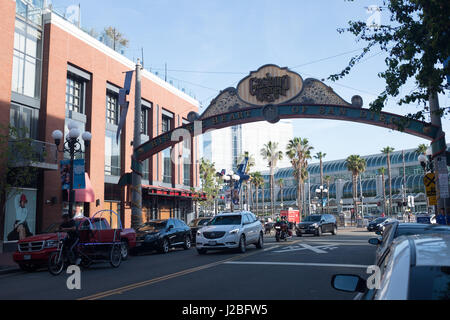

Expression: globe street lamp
xmin=315 ymin=185 xmax=328 ymax=214
xmin=52 ymin=121 xmax=91 ymax=218
xmin=221 ymin=172 xmax=240 ymax=212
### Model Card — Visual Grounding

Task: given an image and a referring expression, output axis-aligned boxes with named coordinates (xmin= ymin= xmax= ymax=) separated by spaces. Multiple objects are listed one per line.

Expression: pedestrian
xmin=436 ymin=208 xmax=447 ymax=225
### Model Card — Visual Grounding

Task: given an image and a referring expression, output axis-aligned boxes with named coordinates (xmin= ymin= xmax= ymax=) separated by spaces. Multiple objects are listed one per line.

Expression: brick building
xmin=0 ymin=0 xmax=201 ymax=246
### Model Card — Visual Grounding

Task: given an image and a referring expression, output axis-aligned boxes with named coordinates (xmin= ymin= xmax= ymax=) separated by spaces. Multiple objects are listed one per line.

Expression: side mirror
xmin=331 ymin=274 xmax=366 ymax=293
xmin=368 ymin=238 xmax=381 ymax=246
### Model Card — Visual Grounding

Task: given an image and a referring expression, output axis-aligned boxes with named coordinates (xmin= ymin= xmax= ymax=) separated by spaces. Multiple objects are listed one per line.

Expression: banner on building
xmin=116 ymin=70 xmax=134 ymax=144
xmin=60 ymin=159 xmax=86 ymax=190
xmin=4 ymin=188 xmax=37 ymax=241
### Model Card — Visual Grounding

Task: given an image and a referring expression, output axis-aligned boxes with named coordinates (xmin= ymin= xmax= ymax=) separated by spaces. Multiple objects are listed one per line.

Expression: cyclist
xmin=59 ymin=213 xmax=80 ymax=265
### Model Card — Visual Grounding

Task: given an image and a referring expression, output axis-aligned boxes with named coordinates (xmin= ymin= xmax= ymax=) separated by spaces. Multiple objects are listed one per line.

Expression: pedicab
xmin=48 ymin=210 xmax=123 ymax=275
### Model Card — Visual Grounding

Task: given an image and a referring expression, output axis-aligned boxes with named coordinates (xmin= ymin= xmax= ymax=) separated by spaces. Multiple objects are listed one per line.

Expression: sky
xmin=50 ymin=0 xmax=450 ymax=162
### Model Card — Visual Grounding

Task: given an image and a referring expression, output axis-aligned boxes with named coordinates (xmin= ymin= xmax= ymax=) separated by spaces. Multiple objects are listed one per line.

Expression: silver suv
xmin=196 ymin=211 xmax=264 ymax=254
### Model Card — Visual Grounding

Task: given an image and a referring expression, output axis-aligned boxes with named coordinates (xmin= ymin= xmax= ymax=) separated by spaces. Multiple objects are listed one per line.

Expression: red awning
xmin=69 ymin=173 xmax=95 ymax=202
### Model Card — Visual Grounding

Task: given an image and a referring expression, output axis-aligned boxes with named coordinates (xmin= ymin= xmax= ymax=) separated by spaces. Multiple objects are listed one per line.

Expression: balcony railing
xmin=8 ymin=139 xmax=58 ymax=170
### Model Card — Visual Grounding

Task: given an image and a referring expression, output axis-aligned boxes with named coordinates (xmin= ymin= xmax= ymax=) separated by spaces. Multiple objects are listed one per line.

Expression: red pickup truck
xmin=13 ymin=217 xmax=136 ymax=272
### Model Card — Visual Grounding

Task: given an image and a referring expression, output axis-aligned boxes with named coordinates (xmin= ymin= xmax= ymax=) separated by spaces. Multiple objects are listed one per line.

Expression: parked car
xmin=295 ymin=214 xmax=337 ymax=237
xmin=13 ymin=217 xmax=136 ymax=272
xmin=416 ymin=213 xmax=436 ymax=224
xmin=135 ymin=219 xmax=191 ymax=254
xmin=368 ymin=221 xmax=450 ymax=265
xmin=332 ymin=234 xmax=450 ymax=299
xmin=195 ymin=211 xmax=264 ymax=254
xmin=188 ymin=217 xmax=212 ymax=244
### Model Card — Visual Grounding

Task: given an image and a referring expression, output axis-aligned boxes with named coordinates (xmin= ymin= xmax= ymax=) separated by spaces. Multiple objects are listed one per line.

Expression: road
xmin=0 ymin=229 xmax=376 ymax=300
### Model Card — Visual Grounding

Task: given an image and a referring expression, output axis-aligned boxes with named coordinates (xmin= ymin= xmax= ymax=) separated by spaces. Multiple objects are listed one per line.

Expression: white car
xmin=195 ymin=211 xmax=264 ymax=254
xmin=332 ymin=234 xmax=450 ymax=300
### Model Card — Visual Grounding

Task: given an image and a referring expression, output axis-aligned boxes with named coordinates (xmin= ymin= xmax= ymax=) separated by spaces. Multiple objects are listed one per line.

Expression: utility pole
xmin=131 ymin=60 xmax=143 ymax=230
xmin=402 ymin=150 xmax=407 ymax=217
xmin=430 ymin=92 xmax=450 ymax=217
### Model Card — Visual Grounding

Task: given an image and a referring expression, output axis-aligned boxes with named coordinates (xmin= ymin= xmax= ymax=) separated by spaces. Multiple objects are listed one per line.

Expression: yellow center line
xmin=78 ymin=240 xmax=301 ymax=300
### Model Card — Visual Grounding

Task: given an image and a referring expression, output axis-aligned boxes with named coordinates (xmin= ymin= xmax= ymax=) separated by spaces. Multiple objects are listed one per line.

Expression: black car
xmin=366 ymin=217 xmax=388 ymax=232
xmin=296 ymin=214 xmax=337 ymax=237
xmin=135 ymin=219 xmax=192 ymax=254
xmin=368 ymin=221 xmax=450 ymax=264
xmin=188 ymin=217 xmax=212 ymax=243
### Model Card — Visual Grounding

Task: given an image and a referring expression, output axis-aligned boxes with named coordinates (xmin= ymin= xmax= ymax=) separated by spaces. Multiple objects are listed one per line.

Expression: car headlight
xmin=45 ymin=240 xmax=58 ymax=248
xmin=197 ymin=230 xmax=202 ymax=236
xmin=312 ymin=223 xmax=318 ymax=228
xmin=229 ymin=228 xmax=240 ymax=234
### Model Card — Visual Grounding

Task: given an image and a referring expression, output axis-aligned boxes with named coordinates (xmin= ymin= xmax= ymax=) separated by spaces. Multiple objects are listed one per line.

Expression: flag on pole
xmin=116 ymin=70 xmax=134 ymax=144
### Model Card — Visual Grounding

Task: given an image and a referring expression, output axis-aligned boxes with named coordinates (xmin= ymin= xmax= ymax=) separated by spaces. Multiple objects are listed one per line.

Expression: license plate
xmin=24 ymin=255 xmax=31 ymax=260
xmin=208 ymin=241 xmax=217 ymax=246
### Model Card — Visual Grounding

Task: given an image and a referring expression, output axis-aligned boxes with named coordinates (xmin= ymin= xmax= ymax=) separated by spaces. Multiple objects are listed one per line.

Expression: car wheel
xmin=197 ymin=248 xmax=207 ymax=255
xmin=159 ymin=238 xmax=170 ymax=254
xmin=332 ymin=225 xmax=337 ymax=235
xmin=316 ymin=227 xmax=322 ymax=237
xmin=238 ymin=234 xmax=246 ymax=253
xmin=120 ymin=239 xmax=129 ymax=260
xmin=110 ymin=244 xmax=122 ymax=268
xmin=256 ymin=233 xmax=264 ymax=249
xmin=183 ymin=235 xmax=191 ymax=250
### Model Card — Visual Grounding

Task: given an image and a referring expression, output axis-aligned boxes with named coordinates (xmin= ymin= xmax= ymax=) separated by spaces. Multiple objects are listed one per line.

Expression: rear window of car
xmin=395 ymin=226 xmax=450 ymax=238
xmin=408 ymin=266 xmax=450 ymax=300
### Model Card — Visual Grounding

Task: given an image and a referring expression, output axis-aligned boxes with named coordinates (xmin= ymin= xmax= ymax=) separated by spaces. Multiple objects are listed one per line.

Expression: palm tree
xmin=277 ymin=178 xmax=284 ymax=209
xmin=378 ymin=167 xmax=387 ymax=216
xmin=251 ymin=172 xmax=263 ymax=215
xmin=252 ymin=171 xmax=264 ymax=214
xmin=381 ymin=147 xmax=395 ymax=216
xmin=324 ymin=175 xmax=331 ymax=213
xmin=286 ymin=138 xmax=313 ymax=219
xmin=416 ymin=144 xmax=428 ymax=155
xmin=346 ymin=155 xmax=367 ymax=223
xmin=261 ymin=142 xmax=283 ymax=219
xmin=314 ymin=152 xmax=327 ymax=187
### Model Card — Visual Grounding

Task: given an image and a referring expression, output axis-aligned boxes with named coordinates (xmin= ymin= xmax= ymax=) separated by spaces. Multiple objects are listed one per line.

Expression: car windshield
xmin=408 ymin=266 xmax=450 ymax=300
xmin=373 ymin=217 xmax=387 ymax=223
xmin=137 ymin=221 xmax=167 ymax=232
xmin=396 ymin=226 xmax=450 ymax=238
xmin=209 ymin=215 xmax=242 ymax=225
xmin=303 ymin=216 xmax=321 ymax=222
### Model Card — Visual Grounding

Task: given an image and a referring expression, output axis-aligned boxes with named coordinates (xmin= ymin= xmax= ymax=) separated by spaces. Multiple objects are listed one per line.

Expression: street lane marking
xmin=78 ymin=240 xmax=302 ymax=300
xmin=299 ymin=243 xmax=327 ymax=253
xmin=224 ymin=261 xmax=369 ymax=269
xmin=273 ymin=244 xmax=336 ymax=253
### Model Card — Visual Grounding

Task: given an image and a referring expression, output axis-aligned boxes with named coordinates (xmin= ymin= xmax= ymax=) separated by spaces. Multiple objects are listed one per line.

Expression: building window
xmin=162 ymin=115 xmax=171 ymax=133
xmin=163 ymin=148 xmax=172 ymax=184
xmin=106 ymin=92 xmax=119 ymax=125
xmin=105 ymin=130 xmax=121 ymax=176
xmin=66 ymin=76 xmax=84 ymax=113
xmin=141 ymin=107 xmax=148 ymax=135
xmin=10 ymin=104 xmax=37 ymax=139
xmin=183 ymin=138 xmax=191 ymax=186
xmin=11 ymin=17 xmax=42 ymax=99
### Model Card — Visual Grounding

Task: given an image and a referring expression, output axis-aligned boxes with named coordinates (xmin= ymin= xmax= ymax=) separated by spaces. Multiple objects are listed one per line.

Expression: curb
xmin=0 ymin=266 xmax=21 ymax=276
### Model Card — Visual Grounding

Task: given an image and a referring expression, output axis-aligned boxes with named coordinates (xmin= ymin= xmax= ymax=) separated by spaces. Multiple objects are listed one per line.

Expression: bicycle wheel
xmin=48 ymin=251 xmax=65 ymax=275
xmin=110 ymin=244 xmax=122 ymax=268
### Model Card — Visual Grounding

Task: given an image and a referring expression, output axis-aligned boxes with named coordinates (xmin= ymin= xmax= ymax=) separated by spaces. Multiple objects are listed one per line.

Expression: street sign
xmin=424 ymin=173 xmax=437 ymax=206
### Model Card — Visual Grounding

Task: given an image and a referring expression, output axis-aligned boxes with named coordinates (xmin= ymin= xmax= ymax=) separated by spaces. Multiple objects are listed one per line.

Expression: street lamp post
xmin=315 ymin=185 xmax=328 ymax=214
xmin=222 ymin=173 xmax=240 ymax=212
xmin=52 ymin=122 xmax=91 ymax=218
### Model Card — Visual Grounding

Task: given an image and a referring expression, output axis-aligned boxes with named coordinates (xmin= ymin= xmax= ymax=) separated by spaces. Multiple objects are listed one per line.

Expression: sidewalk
xmin=0 ymin=252 xmax=20 ymax=275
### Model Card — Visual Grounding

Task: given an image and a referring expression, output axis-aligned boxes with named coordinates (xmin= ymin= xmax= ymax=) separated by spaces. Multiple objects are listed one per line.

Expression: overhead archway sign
xmin=134 ymin=64 xmax=441 ymax=162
